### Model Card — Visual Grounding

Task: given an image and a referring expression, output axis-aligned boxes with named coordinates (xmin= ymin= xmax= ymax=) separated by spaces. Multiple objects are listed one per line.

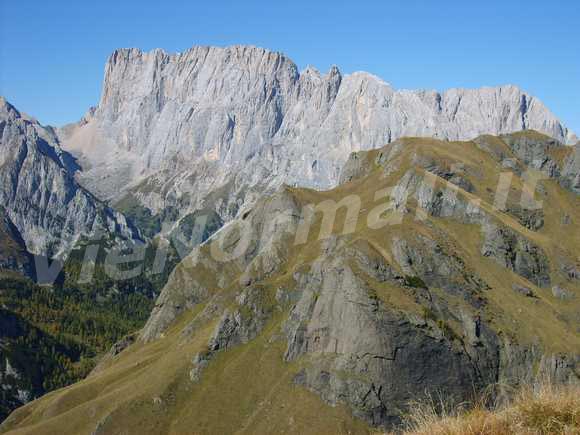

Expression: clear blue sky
xmin=1 ymin=0 xmax=578 ymax=133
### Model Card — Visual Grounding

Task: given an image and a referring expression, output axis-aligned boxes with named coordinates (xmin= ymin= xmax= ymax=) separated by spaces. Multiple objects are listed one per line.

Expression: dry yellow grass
xmin=397 ymin=383 xmax=580 ymax=435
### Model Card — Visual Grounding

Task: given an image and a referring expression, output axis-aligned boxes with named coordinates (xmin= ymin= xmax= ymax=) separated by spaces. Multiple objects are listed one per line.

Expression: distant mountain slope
xmin=58 ymin=45 xmax=576 ymax=232
xmin=0 ymin=208 xmax=34 ymax=279
xmin=0 ymin=306 xmax=76 ymax=423
xmin=0 ymin=97 xmax=140 ymax=258
xmin=4 ymin=131 xmax=578 ymax=434
xmin=0 ymin=272 xmax=154 ymax=424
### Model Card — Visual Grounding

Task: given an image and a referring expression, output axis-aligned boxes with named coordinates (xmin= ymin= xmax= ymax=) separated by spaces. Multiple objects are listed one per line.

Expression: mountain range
xmin=1 ymin=45 xmax=577 ymax=260
xmin=0 ymin=44 xmax=578 ymax=433
xmin=58 ymin=45 xmax=575 ymax=238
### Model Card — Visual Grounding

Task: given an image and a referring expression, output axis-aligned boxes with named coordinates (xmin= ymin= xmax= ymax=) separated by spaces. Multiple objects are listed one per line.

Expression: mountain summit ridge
xmin=57 ymin=45 xmax=576 ymax=230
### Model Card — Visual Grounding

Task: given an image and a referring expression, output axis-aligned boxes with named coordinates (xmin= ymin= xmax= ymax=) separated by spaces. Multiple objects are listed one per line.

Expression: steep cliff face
xmin=58 ymin=45 xmax=576 ymax=226
xmin=561 ymin=141 xmax=580 ymax=194
xmin=0 ymin=97 xmax=140 ymax=258
xmin=4 ymin=132 xmax=578 ymax=434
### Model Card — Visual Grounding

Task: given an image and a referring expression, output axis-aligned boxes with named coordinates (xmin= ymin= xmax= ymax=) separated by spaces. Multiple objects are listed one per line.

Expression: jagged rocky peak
xmin=0 ymin=96 xmax=13 ymax=115
xmin=0 ymin=96 xmax=23 ymax=118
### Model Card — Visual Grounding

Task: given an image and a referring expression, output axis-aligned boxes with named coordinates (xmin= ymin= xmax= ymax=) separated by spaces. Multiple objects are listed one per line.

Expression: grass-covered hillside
xmin=2 ymin=131 xmax=578 ymax=434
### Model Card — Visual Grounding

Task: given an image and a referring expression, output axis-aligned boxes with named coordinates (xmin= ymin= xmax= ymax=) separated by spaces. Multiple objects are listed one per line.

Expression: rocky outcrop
xmin=512 ymin=284 xmax=536 ymax=297
xmin=561 ymin=142 xmax=580 ymax=194
xmin=0 ymin=97 xmax=140 ymax=259
xmin=140 ymin=186 xmax=301 ymax=342
xmin=506 ymin=206 xmax=544 ymax=231
xmin=481 ymin=222 xmax=551 ymax=288
xmin=552 ymin=285 xmax=574 ymax=301
xmin=190 ymin=286 xmax=274 ymax=382
xmin=391 ymin=235 xmax=488 ymax=306
xmin=282 ymin=239 xmax=487 ymax=426
xmin=502 ymin=132 xmax=564 ymax=176
xmin=477 ymin=132 xmax=580 ymax=195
